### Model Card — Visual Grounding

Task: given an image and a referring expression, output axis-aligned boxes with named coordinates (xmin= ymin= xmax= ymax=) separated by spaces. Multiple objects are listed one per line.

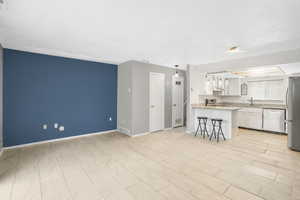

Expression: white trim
xmin=149 ymin=72 xmax=165 ymax=132
xmin=118 ymin=127 xmax=131 ymax=136
xmin=118 ymin=128 xmax=132 ymax=137
xmin=119 ymin=130 xmax=150 ymax=137
xmin=172 ymin=75 xmax=185 ymax=128
xmin=120 ymin=128 xmax=173 ymax=138
xmin=132 ymin=127 xmax=173 ymax=137
xmin=3 ymin=129 xmax=117 ymax=150
xmin=131 ymin=132 xmax=151 ymax=137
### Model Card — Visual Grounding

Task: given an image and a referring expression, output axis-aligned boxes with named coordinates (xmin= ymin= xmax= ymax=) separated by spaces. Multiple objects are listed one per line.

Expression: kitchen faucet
xmin=249 ymin=97 xmax=254 ymax=105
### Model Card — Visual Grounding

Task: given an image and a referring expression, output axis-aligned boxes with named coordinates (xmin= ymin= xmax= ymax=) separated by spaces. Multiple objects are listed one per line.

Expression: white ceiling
xmin=280 ymin=62 xmax=300 ymax=74
xmin=1 ymin=0 xmax=300 ymax=68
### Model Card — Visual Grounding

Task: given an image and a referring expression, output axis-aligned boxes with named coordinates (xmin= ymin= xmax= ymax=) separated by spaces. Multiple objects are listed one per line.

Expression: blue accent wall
xmin=3 ymin=49 xmax=117 ymax=147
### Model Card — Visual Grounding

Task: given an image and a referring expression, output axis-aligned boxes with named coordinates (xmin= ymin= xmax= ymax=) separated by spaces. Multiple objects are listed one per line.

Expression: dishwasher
xmin=263 ymin=108 xmax=286 ymax=133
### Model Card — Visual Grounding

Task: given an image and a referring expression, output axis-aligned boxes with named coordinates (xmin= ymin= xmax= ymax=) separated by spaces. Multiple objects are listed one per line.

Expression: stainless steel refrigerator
xmin=287 ymin=76 xmax=300 ymax=151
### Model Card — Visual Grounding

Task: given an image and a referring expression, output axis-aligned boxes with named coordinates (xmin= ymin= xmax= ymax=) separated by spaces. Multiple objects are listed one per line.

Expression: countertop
xmin=220 ymin=103 xmax=286 ymax=110
xmin=191 ymin=103 xmax=286 ymax=110
xmin=191 ymin=104 xmax=240 ymax=111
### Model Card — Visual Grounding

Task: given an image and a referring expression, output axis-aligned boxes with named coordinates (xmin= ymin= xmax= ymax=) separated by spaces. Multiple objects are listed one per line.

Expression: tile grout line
xmin=54 ymin=146 xmax=75 ymax=200
xmin=37 ymin=157 xmax=44 ymax=200
xmin=223 ymin=184 xmax=231 ymax=194
xmin=2 ymin=128 xmax=296 ymax=200
xmin=233 ymin=184 xmax=267 ymax=200
xmin=8 ymin=149 xmax=20 ymax=200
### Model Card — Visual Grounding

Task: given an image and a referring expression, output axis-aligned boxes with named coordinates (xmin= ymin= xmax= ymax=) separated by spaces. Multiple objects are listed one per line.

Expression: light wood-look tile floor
xmin=1 ymin=128 xmax=300 ymax=200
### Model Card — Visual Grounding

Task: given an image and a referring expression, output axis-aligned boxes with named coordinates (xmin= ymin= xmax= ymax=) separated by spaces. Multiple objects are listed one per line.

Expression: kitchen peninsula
xmin=191 ymin=104 xmax=240 ymax=139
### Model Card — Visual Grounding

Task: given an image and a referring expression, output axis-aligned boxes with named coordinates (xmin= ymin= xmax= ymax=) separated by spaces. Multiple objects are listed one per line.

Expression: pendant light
xmin=174 ymin=65 xmax=179 ymax=77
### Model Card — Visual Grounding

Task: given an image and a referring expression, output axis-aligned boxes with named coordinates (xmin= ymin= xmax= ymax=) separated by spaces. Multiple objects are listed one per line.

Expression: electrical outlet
xmin=42 ymin=124 xmax=47 ymax=130
xmin=58 ymin=126 xmax=64 ymax=132
xmin=54 ymin=123 xmax=59 ymax=129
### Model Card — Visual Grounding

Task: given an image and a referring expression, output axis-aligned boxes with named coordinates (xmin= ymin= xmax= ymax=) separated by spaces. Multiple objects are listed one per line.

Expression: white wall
xmin=280 ymin=62 xmax=300 ymax=74
xmin=117 ymin=61 xmax=132 ymax=135
xmin=118 ymin=61 xmax=186 ymax=136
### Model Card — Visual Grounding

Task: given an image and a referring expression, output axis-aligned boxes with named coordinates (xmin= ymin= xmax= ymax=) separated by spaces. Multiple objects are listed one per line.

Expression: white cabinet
xmin=238 ymin=108 xmax=263 ymax=129
xmin=263 ymin=109 xmax=285 ymax=132
xmin=265 ymin=80 xmax=285 ymax=101
xmin=238 ymin=107 xmax=286 ymax=133
xmin=204 ymin=76 xmax=215 ymax=95
xmin=248 ymin=81 xmax=265 ymax=100
xmin=248 ymin=79 xmax=285 ymax=101
xmin=223 ymin=78 xmax=241 ymax=96
xmin=204 ymin=75 xmax=226 ymax=95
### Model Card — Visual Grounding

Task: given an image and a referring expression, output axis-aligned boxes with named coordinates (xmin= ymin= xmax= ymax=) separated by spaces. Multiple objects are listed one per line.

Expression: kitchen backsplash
xmin=219 ymin=96 xmax=285 ymax=105
xmin=198 ymin=95 xmax=285 ymax=105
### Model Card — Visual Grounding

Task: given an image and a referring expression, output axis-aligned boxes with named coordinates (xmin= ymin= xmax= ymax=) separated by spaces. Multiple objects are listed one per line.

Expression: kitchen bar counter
xmin=191 ymin=104 xmax=240 ymax=111
xmin=191 ymin=105 xmax=239 ymax=139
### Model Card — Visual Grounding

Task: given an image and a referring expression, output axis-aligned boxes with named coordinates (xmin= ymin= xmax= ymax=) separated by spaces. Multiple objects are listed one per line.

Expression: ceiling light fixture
xmin=227 ymin=46 xmax=241 ymax=53
xmin=229 ymin=46 xmax=238 ymax=51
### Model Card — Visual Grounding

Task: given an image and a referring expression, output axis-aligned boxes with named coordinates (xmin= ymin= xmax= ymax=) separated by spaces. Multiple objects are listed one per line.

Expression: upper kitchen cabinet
xmin=204 ymin=75 xmax=220 ymax=95
xmin=223 ymin=78 xmax=241 ymax=96
xmin=247 ymin=78 xmax=286 ymax=101
xmin=190 ymin=69 xmax=242 ymax=100
xmin=265 ymin=80 xmax=286 ymax=100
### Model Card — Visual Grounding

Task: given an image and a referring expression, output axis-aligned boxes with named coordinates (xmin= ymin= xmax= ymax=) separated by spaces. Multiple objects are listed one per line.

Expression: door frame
xmin=172 ymin=75 xmax=184 ymax=128
xmin=149 ymin=72 xmax=165 ymax=132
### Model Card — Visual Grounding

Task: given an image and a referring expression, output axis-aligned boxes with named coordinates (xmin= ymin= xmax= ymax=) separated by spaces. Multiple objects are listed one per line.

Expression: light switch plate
xmin=54 ymin=123 xmax=59 ymax=129
xmin=42 ymin=124 xmax=47 ymax=130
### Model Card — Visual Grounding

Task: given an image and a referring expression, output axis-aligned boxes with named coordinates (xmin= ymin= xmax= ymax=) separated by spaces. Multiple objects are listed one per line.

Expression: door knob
xmin=173 ymin=104 xmax=176 ymax=107
xmin=151 ymin=105 xmax=155 ymax=108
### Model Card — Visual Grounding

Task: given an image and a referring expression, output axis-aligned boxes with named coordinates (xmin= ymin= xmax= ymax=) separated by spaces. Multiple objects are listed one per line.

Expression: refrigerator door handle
xmin=286 ymin=88 xmax=289 ymax=108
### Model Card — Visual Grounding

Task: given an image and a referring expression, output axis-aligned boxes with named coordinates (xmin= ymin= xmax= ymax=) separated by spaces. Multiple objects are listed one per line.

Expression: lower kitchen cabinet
xmin=237 ymin=107 xmax=286 ymax=133
xmin=237 ymin=108 xmax=263 ymax=130
xmin=263 ymin=108 xmax=286 ymax=133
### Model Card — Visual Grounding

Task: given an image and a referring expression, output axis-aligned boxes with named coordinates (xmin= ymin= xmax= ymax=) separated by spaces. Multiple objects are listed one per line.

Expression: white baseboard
xmin=119 ymin=127 xmax=175 ymax=138
xmin=118 ymin=129 xmax=131 ymax=137
xmin=131 ymin=132 xmax=151 ymax=137
xmin=118 ymin=127 xmax=131 ymax=136
xmin=3 ymin=129 xmax=117 ymax=150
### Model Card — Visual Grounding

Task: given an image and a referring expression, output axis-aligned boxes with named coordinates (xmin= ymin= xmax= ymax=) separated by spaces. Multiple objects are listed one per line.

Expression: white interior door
xmin=149 ymin=72 xmax=165 ymax=132
xmin=172 ymin=76 xmax=184 ymax=127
